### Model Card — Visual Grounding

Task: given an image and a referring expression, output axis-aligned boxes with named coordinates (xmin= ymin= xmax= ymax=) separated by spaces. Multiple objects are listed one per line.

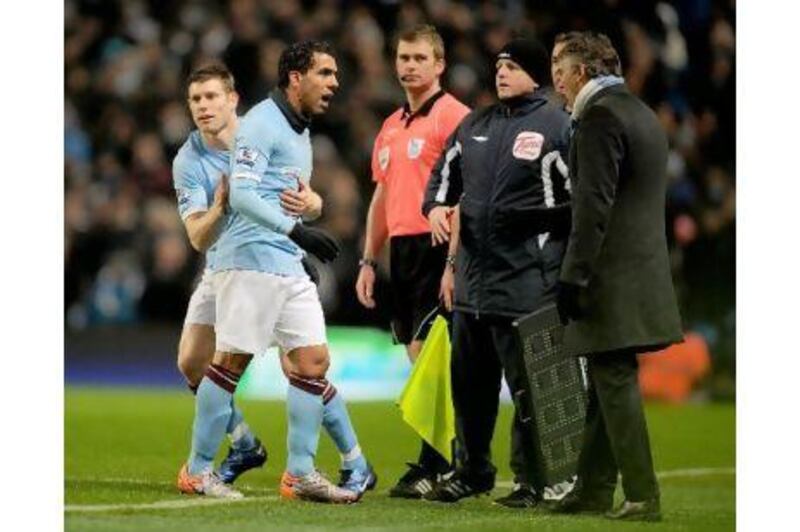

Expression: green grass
xmin=65 ymin=387 xmax=735 ymax=531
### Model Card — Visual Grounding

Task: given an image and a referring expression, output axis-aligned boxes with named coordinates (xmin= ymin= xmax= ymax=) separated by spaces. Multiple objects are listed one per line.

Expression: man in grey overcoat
xmin=551 ymin=32 xmax=683 ymax=522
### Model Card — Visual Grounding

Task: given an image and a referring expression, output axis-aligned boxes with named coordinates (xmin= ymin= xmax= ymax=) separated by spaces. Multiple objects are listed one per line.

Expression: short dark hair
xmin=186 ymin=62 xmax=235 ymax=94
xmin=396 ymin=24 xmax=445 ymax=61
xmin=278 ymin=40 xmax=335 ymax=89
xmin=555 ymin=31 xmax=622 ymax=78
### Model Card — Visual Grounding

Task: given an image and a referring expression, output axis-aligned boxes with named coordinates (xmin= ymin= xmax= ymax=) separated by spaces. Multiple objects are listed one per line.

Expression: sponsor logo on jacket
xmin=512 ymin=131 xmax=544 ymax=161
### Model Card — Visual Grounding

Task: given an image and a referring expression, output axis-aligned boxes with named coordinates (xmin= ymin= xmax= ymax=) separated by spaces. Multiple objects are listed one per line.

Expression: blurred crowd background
xmin=64 ymin=0 xmax=736 ymax=395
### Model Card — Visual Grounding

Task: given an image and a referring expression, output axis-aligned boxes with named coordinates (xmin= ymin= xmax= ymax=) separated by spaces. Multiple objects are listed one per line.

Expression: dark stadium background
xmin=64 ymin=0 xmax=735 ymax=398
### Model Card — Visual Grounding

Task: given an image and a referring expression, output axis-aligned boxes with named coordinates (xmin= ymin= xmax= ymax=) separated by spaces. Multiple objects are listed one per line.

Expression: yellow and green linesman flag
xmin=397 ymin=315 xmax=455 ymax=462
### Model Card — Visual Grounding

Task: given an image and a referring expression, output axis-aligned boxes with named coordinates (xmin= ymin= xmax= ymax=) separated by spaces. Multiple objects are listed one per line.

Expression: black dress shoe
xmin=550 ymin=489 xmax=613 ymax=514
xmin=605 ymin=498 xmax=662 ymax=522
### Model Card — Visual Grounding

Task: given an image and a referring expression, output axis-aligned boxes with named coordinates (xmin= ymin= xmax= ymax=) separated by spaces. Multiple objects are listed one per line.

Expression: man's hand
xmin=212 ymin=174 xmax=229 ymax=213
xmin=556 ymin=281 xmax=584 ymax=324
xmin=355 ymin=264 xmax=376 ymax=309
xmin=428 ymin=206 xmax=454 ymax=246
xmin=288 ymin=223 xmax=340 ymax=263
xmin=439 ymin=265 xmax=455 ymax=312
xmin=281 ymin=180 xmax=322 ymax=218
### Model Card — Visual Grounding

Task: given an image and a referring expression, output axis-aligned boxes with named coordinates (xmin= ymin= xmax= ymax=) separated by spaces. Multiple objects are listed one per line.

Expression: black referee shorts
xmin=389 ymin=233 xmax=447 ymax=345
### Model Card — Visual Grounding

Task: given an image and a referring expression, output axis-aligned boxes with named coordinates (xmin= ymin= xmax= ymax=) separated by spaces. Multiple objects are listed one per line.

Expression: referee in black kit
xmin=422 ymin=37 xmax=572 ymax=507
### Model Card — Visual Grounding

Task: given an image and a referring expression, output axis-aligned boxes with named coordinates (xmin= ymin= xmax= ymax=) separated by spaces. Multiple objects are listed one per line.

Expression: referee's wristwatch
xmin=359 ymin=257 xmax=378 ymax=269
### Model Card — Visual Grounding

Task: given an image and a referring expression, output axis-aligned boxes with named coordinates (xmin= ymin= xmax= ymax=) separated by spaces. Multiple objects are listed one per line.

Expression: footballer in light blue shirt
xmin=182 ymin=43 xmax=374 ymax=503
xmin=213 ymin=80 xmax=338 ymax=274
xmin=173 ymin=63 xmax=266 ymax=499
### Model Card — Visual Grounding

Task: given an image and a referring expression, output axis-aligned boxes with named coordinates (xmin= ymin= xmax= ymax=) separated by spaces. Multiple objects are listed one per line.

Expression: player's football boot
xmin=388 ymin=462 xmax=440 ymax=499
xmin=279 ymin=470 xmax=359 ymax=504
xmin=337 ymin=462 xmax=378 ymax=499
xmin=177 ymin=464 xmax=244 ymax=499
xmin=422 ymin=469 xmax=494 ymax=503
xmin=217 ymin=438 xmax=268 ymax=484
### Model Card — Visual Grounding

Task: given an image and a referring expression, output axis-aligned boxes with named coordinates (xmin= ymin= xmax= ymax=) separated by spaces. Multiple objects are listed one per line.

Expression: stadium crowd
xmin=64 ymin=0 xmax=735 ymax=377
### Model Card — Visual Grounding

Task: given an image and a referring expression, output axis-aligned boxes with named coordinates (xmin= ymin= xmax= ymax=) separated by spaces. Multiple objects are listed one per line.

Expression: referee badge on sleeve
xmin=378 ymin=146 xmax=390 ymax=171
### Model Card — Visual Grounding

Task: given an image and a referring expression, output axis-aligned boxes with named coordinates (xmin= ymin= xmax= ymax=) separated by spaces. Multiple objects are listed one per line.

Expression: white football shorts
xmin=212 ymin=269 xmax=327 ymax=355
xmin=183 ymin=271 xmax=216 ymax=326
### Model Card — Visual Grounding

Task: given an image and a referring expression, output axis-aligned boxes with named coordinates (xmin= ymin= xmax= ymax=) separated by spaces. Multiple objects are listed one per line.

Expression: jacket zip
xmin=476 ymin=108 xmax=514 ymax=319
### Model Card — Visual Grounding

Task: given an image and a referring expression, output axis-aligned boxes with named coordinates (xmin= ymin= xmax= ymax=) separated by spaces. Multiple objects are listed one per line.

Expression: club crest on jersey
xmin=407 ymin=138 xmax=425 ymax=160
xmin=378 ymin=146 xmax=390 ymax=171
xmin=512 ymin=131 xmax=544 ymax=161
xmin=235 ymin=146 xmax=259 ymax=167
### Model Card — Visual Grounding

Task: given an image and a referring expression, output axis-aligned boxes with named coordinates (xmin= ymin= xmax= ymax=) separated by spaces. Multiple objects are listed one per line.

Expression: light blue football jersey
xmin=172 ymin=130 xmax=230 ymax=271
xmin=213 ymin=93 xmax=310 ymax=277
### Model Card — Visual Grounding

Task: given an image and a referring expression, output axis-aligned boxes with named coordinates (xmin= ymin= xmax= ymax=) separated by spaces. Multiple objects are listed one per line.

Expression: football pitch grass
xmin=65 ymin=387 xmax=735 ymax=531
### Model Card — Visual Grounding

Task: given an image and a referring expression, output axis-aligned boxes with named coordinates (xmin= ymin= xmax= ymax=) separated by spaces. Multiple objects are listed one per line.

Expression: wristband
xmin=446 ymin=255 xmax=456 ymax=269
xmin=359 ymin=258 xmax=378 ymax=269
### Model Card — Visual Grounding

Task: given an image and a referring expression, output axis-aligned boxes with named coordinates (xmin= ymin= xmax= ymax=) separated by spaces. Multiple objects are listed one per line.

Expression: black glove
xmin=495 ymin=203 xmax=572 ymax=237
xmin=301 ymin=256 xmax=320 ymax=285
xmin=556 ymin=281 xmax=583 ymax=324
xmin=288 ymin=223 xmax=340 ymax=263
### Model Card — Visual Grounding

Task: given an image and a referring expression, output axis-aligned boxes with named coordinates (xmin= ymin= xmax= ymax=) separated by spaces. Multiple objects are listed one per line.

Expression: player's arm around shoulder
xmin=279 ymin=180 xmax=323 ymax=221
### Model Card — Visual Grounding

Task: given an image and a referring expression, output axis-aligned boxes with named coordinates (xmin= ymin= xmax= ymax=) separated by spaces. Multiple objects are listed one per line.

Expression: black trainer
xmin=494 ymin=484 xmax=542 ymax=508
xmin=423 ymin=469 xmax=494 ymax=503
xmin=388 ymin=463 xmax=439 ymax=499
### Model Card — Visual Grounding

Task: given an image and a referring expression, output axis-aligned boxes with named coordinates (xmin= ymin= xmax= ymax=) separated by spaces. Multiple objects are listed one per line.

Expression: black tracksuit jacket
xmin=422 ymin=90 xmax=572 ymax=318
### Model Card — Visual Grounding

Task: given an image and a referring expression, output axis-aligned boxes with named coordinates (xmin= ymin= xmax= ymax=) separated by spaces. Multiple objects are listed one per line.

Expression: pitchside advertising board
xmin=237 ymin=325 xmax=517 ymax=402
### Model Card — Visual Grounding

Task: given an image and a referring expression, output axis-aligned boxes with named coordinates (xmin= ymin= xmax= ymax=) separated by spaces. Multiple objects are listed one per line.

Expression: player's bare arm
xmin=183 ymin=174 xmax=229 ymax=252
xmin=280 ymin=180 xmax=323 ymax=221
xmin=356 ymin=182 xmax=389 ymax=309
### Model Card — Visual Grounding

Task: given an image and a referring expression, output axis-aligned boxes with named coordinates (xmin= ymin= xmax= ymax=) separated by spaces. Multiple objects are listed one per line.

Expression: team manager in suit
xmin=551 ymin=32 xmax=683 ymax=522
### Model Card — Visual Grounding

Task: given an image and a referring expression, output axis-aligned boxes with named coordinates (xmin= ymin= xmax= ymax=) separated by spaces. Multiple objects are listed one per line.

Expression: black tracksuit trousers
xmin=450 ymin=310 xmax=544 ymax=490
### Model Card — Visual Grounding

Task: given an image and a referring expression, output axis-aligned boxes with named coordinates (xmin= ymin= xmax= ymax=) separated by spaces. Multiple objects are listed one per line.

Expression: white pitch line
xmin=66 ymin=496 xmax=276 ymax=513
xmin=65 ymin=476 xmax=272 ymax=494
xmin=656 ymin=466 xmax=735 ymax=479
xmin=65 ymin=467 xmax=735 ymax=514
xmin=494 ymin=466 xmax=735 ymax=489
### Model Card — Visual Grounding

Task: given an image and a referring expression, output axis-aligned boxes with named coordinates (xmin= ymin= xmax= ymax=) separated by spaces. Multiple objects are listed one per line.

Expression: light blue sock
xmin=286 ymin=383 xmax=324 ymax=477
xmin=323 ymin=392 xmax=367 ymax=471
xmin=226 ymin=399 xmax=257 ymax=451
xmin=188 ymin=377 xmax=233 ymax=475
